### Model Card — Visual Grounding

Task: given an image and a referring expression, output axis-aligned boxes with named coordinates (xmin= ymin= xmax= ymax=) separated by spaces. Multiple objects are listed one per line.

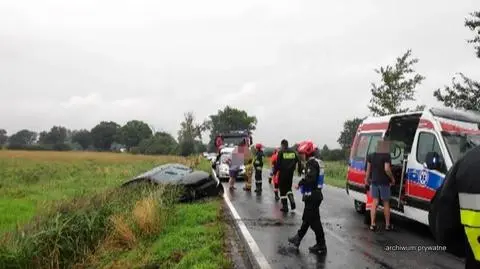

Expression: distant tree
xmin=120 ymin=120 xmax=153 ymax=150
xmin=433 ymin=73 xmax=480 ymax=111
xmin=433 ymin=12 xmax=480 ymax=111
xmin=38 ymin=126 xmax=68 ymax=145
xmin=90 ymin=121 xmax=121 ymax=150
xmin=71 ymin=129 xmax=93 ymax=150
xmin=337 ymin=118 xmax=362 ymax=150
xmin=204 ymin=106 xmax=257 ymax=151
xmin=318 ymin=144 xmax=346 ymax=161
xmin=0 ymin=129 xmax=8 ymax=146
xmin=466 ymin=11 xmax=480 ymax=58
xmin=8 ymin=129 xmax=37 ymax=146
xmin=178 ymin=112 xmax=205 ymax=156
xmin=194 ymin=140 xmax=208 ymax=153
xmin=138 ymin=131 xmax=178 ymax=155
xmin=411 ymin=104 xmax=426 ymax=111
xmin=368 ymin=50 xmax=425 ymax=116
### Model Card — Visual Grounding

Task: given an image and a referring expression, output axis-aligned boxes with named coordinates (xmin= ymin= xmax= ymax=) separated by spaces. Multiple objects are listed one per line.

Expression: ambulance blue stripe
xmin=350 ymin=159 xmax=366 ymax=171
xmin=406 ymin=168 xmax=444 ymax=190
xmin=349 ymin=159 xmax=445 ymax=191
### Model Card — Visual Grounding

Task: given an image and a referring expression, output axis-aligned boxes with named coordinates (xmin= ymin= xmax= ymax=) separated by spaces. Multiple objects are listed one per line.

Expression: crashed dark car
xmin=121 ymin=163 xmax=224 ymax=202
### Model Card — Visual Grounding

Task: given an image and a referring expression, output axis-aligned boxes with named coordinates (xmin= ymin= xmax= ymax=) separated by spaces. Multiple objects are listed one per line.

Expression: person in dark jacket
xmin=253 ymin=143 xmax=265 ymax=193
xmin=273 ymin=139 xmax=302 ymax=212
xmin=429 ymin=145 xmax=480 ymax=269
xmin=288 ymin=141 xmax=327 ymax=253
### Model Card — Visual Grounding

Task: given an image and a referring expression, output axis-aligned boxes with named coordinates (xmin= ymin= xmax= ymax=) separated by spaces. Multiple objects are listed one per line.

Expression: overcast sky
xmin=1 ymin=0 xmax=479 ymax=148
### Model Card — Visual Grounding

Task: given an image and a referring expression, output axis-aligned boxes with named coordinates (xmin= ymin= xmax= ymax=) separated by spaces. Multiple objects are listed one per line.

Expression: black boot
xmin=274 ymin=191 xmax=280 ymax=201
xmin=287 ymin=193 xmax=296 ymax=210
xmin=288 ymin=234 xmax=302 ymax=248
xmin=280 ymin=198 xmax=289 ymax=212
xmin=255 ymin=183 xmax=262 ymax=193
xmin=309 ymin=243 xmax=327 ymax=253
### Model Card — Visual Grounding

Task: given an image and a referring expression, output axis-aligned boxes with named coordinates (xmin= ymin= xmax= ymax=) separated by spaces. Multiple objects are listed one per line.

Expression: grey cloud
xmin=0 ymin=0 xmax=479 ymax=148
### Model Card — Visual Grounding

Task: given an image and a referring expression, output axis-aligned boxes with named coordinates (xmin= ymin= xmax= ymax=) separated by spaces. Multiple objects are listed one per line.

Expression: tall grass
xmin=0 ymin=150 xmax=212 ymax=269
xmin=0 ymin=184 xmax=181 ymax=269
xmin=0 ymin=151 xmax=193 ymax=232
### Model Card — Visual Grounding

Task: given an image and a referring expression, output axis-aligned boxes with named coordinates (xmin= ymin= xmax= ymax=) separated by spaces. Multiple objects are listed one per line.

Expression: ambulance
xmin=345 ymin=106 xmax=480 ymax=226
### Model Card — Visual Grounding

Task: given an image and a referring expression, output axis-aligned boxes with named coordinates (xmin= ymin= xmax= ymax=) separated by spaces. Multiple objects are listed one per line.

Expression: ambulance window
xmin=367 ymin=135 xmax=382 ymax=154
xmin=353 ymin=134 xmax=370 ymax=159
xmin=416 ymin=132 xmax=443 ymax=164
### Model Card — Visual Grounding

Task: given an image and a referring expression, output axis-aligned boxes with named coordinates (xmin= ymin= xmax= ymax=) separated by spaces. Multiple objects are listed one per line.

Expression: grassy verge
xmin=263 ymin=157 xmax=347 ymax=188
xmin=0 ymin=151 xmax=230 ymax=269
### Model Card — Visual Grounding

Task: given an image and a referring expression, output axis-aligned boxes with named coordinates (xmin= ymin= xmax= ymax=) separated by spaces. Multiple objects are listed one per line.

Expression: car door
xmin=406 ymin=130 xmax=447 ymax=210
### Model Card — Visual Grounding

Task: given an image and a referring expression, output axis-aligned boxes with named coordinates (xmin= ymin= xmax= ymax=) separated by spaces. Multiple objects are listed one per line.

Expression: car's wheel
xmin=354 ymin=200 xmax=366 ymax=214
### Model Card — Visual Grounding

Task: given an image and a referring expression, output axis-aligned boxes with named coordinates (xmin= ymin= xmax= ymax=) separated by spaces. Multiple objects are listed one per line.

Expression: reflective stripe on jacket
xmin=459 ymin=192 xmax=480 ymax=261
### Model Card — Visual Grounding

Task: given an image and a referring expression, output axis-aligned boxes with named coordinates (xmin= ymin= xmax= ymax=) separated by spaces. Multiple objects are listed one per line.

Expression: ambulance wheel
xmin=354 ymin=200 xmax=366 ymax=214
xmin=364 ymin=211 xmax=371 ymax=225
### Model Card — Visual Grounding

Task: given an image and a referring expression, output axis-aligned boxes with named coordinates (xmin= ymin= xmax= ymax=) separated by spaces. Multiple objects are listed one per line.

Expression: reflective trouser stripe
xmin=286 ymin=191 xmax=293 ymax=195
xmin=459 ymin=193 xmax=480 ymax=261
xmin=280 ymin=196 xmax=287 ymax=199
xmin=464 ymin=226 xmax=480 ymax=261
xmin=274 ymin=188 xmax=278 ymax=192
xmin=460 ymin=209 xmax=480 ymax=227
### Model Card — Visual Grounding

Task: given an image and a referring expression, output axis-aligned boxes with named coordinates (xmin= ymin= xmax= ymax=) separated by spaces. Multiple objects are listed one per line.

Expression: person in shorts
xmin=365 ymin=139 xmax=395 ymax=231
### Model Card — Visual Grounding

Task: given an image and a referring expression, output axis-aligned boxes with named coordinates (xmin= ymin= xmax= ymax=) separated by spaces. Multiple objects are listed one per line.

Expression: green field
xmin=0 ymin=150 xmax=230 ymax=269
xmin=263 ymin=157 xmax=347 ymax=188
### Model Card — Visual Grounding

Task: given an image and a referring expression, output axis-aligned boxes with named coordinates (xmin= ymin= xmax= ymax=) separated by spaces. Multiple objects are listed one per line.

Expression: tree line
xmin=336 ymin=10 xmax=480 ymax=159
xmin=0 ymin=106 xmax=258 ymax=157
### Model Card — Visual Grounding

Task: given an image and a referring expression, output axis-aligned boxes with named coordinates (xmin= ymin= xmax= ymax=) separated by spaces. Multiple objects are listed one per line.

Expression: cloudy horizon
xmin=1 ymin=0 xmax=479 ymax=148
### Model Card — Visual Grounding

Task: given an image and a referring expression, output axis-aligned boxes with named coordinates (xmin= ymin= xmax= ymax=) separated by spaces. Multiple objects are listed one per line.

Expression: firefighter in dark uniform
xmin=273 ymin=139 xmax=302 ymax=213
xmin=288 ymin=141 xmax=327 ymax=253
xmin=253 ymin=143 xmax=265 ymax=194
xmin=429 ymin=146 xmax=480 ymax=269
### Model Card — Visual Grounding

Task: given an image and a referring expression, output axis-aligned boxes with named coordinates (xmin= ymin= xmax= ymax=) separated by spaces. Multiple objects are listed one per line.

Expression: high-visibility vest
xmin=459 ymin=192 xmax=480 ymax=261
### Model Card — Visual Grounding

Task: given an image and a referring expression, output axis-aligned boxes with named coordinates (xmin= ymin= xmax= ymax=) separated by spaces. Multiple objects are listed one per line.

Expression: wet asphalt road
xmin=223 ymin=169 xmax=465 ymax=269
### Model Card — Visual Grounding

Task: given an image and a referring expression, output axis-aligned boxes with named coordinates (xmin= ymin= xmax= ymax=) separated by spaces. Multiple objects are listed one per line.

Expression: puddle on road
xmin=277 ymin=245 xmax=300 ymax=256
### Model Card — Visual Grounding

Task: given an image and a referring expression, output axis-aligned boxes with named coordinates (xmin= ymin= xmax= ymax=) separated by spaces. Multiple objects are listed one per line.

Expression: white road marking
xmin=224 ymin=192 xmax=272 ymax=269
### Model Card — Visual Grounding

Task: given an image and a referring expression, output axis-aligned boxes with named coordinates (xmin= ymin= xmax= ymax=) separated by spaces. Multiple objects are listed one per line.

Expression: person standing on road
xmin=273 ymin=139 xmax=302 ymax=213
xmin=242 ymin=139 xmax=254 ymax=192
xmin=270 ymin=148 xmax=281 ymax=200
xmin=268 ymin=148 xmax=278 ymax=184
xmin=288 ymin=141 xmax=327 ymax=254
xmin=365 ymin=139 xmax=395 ymax=231
xmin=253 ymin=143 xmax=265 ymax=194
xmin=429 ymin=146 xmax=480 ymax=269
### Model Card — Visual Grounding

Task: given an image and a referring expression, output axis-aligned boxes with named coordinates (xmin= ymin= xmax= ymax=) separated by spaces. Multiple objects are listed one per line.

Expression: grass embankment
xmin=0 ymin=151 xmax=230 ymax=269
xmin=263 ymin=157 xmax=347 ymax=188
